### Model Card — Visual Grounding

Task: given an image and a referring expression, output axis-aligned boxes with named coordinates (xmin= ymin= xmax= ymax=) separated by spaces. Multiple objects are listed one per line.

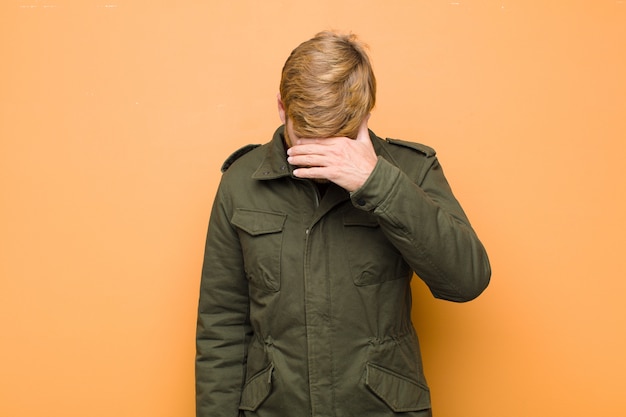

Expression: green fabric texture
xmin=196 ymin=125 xmax=490 ymax=417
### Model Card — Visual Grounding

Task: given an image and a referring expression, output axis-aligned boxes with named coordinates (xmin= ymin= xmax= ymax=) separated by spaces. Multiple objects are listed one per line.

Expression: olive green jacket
xmin=196 ymin=126 xmax=490 ymax=417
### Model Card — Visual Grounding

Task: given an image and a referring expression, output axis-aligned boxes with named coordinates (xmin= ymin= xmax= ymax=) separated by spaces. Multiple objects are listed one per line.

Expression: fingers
xmin=292 ymin=166 xmax=327 ymax=179
xmin=292 ymin=137 xmax=334 ymax=147
xmin=286 ymin=144 xmax=324 ymax=166
xmin=287 ymin=152 xmax=326 ymax=168
xmin=286 ymin=140 xmax=342 ymax=161
xmin=287 ymin=115 xmax=371 ymax=170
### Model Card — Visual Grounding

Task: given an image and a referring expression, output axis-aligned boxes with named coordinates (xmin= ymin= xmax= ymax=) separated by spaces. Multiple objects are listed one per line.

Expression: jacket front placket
xmin=302 ymin=184 xmax=350 ymax=416
xmin=252 ymin=133 xmax=352 ymax=416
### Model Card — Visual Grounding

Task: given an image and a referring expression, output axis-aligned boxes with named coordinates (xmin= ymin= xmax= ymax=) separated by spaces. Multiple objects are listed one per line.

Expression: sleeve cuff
xmin=349 ymin=156 xmax=402 ymax=212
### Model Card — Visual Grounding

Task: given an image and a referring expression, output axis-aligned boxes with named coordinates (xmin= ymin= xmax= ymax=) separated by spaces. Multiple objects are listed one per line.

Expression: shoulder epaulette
xmin=221 ymin=144 xmax=261 ymax=172
xmin=386 ymin=138 xmax=436 ymax=157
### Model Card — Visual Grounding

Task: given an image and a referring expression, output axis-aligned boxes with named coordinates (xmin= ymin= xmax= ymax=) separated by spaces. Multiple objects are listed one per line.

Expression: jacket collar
xmin=252 ymin=125 xmax=294 ymax=180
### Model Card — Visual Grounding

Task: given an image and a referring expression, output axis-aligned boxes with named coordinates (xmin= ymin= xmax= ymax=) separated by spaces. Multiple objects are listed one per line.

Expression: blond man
xmin=196 ymin=31 xmax=490 ymax=417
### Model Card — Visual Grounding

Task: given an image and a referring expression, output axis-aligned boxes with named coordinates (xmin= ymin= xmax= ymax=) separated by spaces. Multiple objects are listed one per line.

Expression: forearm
xmin=350 ymin=156 xmax=491 ymax=302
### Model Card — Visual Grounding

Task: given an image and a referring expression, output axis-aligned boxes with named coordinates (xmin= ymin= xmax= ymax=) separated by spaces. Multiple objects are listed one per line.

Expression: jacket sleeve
xmin=349 ymin=155 xmax=491 ymax=302
xmin=196 ymin=182 xmax=251 ymax=417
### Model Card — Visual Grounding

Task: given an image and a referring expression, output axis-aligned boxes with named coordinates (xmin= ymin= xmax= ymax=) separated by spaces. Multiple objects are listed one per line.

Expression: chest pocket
xmin=342 ymin=210 xmax=411 ymax=286
xmin=231 ymin=208 xmax=286 ymax=292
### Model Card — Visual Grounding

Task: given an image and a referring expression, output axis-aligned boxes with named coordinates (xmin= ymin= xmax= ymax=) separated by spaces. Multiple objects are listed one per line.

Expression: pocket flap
xmin=365 ymin=363 xmax=431 ymax=412
xmin=343 ymin=210 xmax=379 ymax=227
xmin=232 ymin=209 xmax=286 ymax=236
xmin=239 ymin=363 xmax=274 ymax=411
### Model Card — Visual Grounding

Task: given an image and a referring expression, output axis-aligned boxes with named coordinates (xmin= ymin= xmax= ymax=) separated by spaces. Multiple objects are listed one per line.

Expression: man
xmin=196 ymin=31 xmax=490 ymax=417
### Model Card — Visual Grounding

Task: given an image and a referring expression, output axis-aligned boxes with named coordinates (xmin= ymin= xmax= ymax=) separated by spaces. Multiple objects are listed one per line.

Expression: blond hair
xmin=279 ymin=31 xmax=376 ymax=139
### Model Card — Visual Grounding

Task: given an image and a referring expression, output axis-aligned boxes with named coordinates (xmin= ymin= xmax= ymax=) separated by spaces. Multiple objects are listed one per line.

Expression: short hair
xmin=279 ymin=31 xmax=376 ymax=139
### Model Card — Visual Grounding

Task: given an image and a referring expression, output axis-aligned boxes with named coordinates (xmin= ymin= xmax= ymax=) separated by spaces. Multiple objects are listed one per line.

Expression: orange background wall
xmin=1 ymin=1 xmax=625 ymax=416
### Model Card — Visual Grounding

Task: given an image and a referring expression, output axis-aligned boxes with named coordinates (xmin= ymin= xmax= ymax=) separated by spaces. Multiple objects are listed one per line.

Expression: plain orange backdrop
xmin=1 ymin=1 xmax=625 ymax=416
